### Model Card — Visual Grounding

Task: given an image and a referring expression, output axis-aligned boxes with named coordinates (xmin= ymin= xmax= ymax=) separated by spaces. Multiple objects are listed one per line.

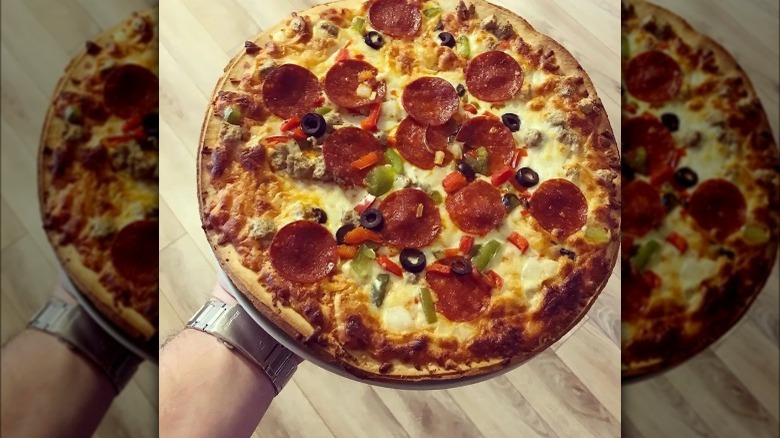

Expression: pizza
xmin=198 ymin=0 xmax=620 ymax=381
xmin=621 ymin=0 xmax=779 ymax=380
xmin=38 ymin=8 xmax=159 ymax=340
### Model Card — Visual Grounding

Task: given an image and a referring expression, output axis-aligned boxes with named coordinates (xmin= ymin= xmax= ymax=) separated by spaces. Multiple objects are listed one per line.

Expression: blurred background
xmin=1 ymin=0 xmax=157 ymax=436
xmin=622 ymin=0 xmax=779 ymax=436
xmin=159 ymin=0 xmax=622 ymax=437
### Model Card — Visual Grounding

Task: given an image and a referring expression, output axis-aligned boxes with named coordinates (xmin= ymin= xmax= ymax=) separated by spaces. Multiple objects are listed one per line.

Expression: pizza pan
xmin=60 ymin=271 xmax=158 ymax=363
xmin=219 ymin=269 xmax=528 ymax=390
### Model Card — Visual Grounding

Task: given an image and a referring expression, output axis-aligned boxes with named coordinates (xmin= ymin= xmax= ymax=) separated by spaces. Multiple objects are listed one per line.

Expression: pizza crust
xmin=199 ymin=0 xmax=620 ymax=382
xmin=37 ymin=8 xmax=158 ymax=340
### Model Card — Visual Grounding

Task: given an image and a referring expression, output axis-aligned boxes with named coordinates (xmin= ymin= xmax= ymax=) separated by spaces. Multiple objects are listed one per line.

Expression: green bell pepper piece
xmin=472 ymin=239 xmax=501 ymax=271
xmin=315 ymin=106 xmax=332 ymax=115
xmin=456 ymin=35 xmax=471 ymax=59
xmin=584 ymin=226 xmax=610 ymax=244
xmin=385 ymin=149 xmax=404 ymax=174
xmin=352 ymin=245 xmax=376 ymax=280
xmin=419 ymin=287 xmax=437 ymax=324
xmin=365 ymin=165 xmax=396 ymax=196
xmin=351 ymin=17 xmax=366 ymax=35
xmin=64 ymin=105 xmax=83 ymax=124
xmin=631 ymin=239 xmax=660 ymax=271
xmin=423 ymin=8 xmax=442 ymax=19
xmin=744 ymin=224 xmax=770 ymax=244
xmin=371 ymin=273 xmax=390 ymax=307
xmin=224 ymin=106 xmax=243 ymax=125
xmin=429 ymin=190 xmax=444 ymax=205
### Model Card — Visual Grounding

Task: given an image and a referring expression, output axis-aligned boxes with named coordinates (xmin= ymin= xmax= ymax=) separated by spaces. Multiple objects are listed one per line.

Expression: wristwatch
xmin=28 ymin=300 xmax=143 ymax=393
xmin=186 ymin=300 xmax=299 ymax=394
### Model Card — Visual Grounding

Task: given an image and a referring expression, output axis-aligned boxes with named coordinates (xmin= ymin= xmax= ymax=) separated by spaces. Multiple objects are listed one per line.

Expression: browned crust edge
xmin=197 ymin=0 xmax=620 ymax=382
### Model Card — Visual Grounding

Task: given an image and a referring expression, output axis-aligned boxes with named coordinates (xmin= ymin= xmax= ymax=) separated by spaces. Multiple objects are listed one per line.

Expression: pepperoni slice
xmin=103 ymin=64 xmax=158 ymax=119
xmin=455 ymin=116 xmax=515 ymax=173
xmin=626 ymin=50 xmax=682 ymax=105
xmin=110 ymin=220 xmax=158 ymax=286
xmin=425 ymin=122 xmax=453 ymax=152
xmin=426 ymin=257 xmax=490 ymax=322
xmin=529 ymin=179 xmax=588 ymax=237
xmin=269 ymin=220 xmax=337 ymax=283
xmin=622 ymin=267 xmax=653 ymax=320
xmin=623 ymin=115 xmax=676 ymax=176
xmin=262 ymin=64 xmax=322 ymax=119
xmin=622 ymin=180 xmax=664 ymax=237
xmin=322 ymin=127 xmax=384 ymax=186
xmin=395 ymin=117 xmax=452 ymax=169
xmin=465 ymin=51 xmax=523 ymax=102
xmin=368 ymin=0 xmax=422 ymax=38
xmin=688 ymin=179 xmax=746 ymax=240
xmin=402 ymin=77 xmax=459 ymax=126
xmin=445 ymin=180 xmax=505 ymax=236
xmin=378 ymin=188 xmax=442 ymax=248
xmin=324 ymin=60 xmax=386 ymax=109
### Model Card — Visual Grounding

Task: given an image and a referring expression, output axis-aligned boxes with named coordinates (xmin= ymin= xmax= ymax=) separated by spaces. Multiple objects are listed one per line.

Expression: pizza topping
xmin=660 ymin=112 xmax=679 ymax=132
xmin=300 ymin=112 xmax=327 ymax=138
xmin=688 ymin=179 xmax=746 ymax=239
xmin=665 ymin=232 xmax=688 ymax=253
xmin=515 ymin=167 xmax=539 ymax=188
xmin=438 ymin=32 xmax=456 ymax=48
xmin=442 ymin=171 xmax=469 ymax=194
xmin=343 ymin=226 xmax=383 ymax=244
xmin=419 ymin=287 xmax=438 ymax=324
xmin=110 ymin=220 xmax=158 ymax=286
xmin=623 ymin=115 xmax=675 ymax=176
xmin=396 ymin=117 xmax=452 ymax=169
xmin=376 ymin=255 xmax=403 ymax=277
xmin=490 ymin=165 xmax=515 ymax=186
xmin=269 ymin=221 xmax=337 ymax=283
xmin=365 ymin=165 xmax=396 ymax=196
xmin=215 ymin=91 xmax=265 ymax=121
xmin=262 ymin=64 xmax=322 ymax=119
xmin=446 ymin=180 xmax=506 ymax=235
xmin=402 ymin=77 xmax=459 ymax=126
xmin=631 ymin=239 xmax=661 ymax=271
xmin=142 ymin=113 xmax=159 ymax=138
xmin=481 ymin=14 xmax=515 ymax=40
xmin=529 ymin=179 xmax=588 ymax=238
xmin=359 ymin=208 xmax=384 ymax=230
xmin=426 ymin=257 xmax=490 ymax=322
xmin=367 ymin=0 xmax=422 ymax=39
xmin=64 ymin=106 xmax=83 ymax=124
xmin=103 ymin=64 xmax=159 ymax=118
xmin=364 ymin=31 xmax=385 ymax=50
xmin=622 ymin=180 xmax=664 ymax=237
xmin=743 ymin=224 xmax=770 ymax=245
xmin=308 ymin=208 xmax=328 ymax=224
xmin=322 ymin=126 xmax=384 ymax=186
xmin=501 ymin=113 xmax=521 ymax=132
xmin=449 ymin=257 xmax=472 ymax=275
xmin=371 ymin=274 xmax=391 ymax=307
xmin=502 ymin=193 xmax=522 ymax=212
xmin=378 ymin=188 xmax=442 ymax=248
xmin=223 ymin=106 xmax=242 ymax=125
xmin=324 ymin=60 xmax=386 ymax=109
xmin=399 ymin=248 xmax=427 ymax=273
xmin=336 ymin=224 xmax=356 ymax=244
xmin=673 ymin=167 xmax=698 ymax=189
xmin=456 ymin=116 xmax=515 ymax=173
xmin=456 ymin=161 xmax=477 ymax=181
xmin=625 ymin=50 xmax=682 ymax=105
xmin=465 ymin=51 xmax=523 ymax=102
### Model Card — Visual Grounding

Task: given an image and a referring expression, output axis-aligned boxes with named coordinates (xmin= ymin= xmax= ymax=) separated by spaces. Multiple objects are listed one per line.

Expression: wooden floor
xmin=0 ymin=1 xmax=159 ymax=437
xmin=159 ymin=1 xmax=622 ymax=437
xmin=622 ymin=1 xmax=780 ymax=437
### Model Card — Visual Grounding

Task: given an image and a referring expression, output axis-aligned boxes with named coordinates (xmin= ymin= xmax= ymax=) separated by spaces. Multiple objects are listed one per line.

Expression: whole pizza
xmin=199 ymin=0 xmax=620 ymax=381
xmin=621 ymin=0 xmax=779 ymax=380
xmin=38 ymin=9 xmax=159 ymax=340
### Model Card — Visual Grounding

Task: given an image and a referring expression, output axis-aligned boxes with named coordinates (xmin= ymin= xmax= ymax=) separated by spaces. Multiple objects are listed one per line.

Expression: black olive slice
xmin=360 ymin=208 xmax=384 ymax=230
xmin=661 ymin=113 xmax=679 ymax=132
xmin=501 ymin=113 xmax=521 ymax=132
xmin=674 ymin=167 xmax=698 ymax=188
xmin=438 ymin=32 xmax=456 ymax=48
xmin=364 ymin=31 xmax=384 ymax=50
xmin=301 ymin=113 xmax=327 ymax=138
xmin=515 ymin=167 xmax=539 ymax=187
xmin=450 ymin=257 xmax=472 ymax=275
xmin=400 ymin=248 xmax=426 ymax=273
xmin=336 ymin=224 xmax=356 ymax=244
xmin=457 ymin=161 xmax=476 ymax=181
xmin=311 ymin=208 xmax=328 ymax=224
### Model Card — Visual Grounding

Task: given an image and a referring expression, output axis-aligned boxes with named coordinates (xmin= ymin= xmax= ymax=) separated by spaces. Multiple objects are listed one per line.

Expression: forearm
xmin=159 ymin=328 xmax=276 ymax=437
xmin=1 ymin=329 xmax=115 ymax=438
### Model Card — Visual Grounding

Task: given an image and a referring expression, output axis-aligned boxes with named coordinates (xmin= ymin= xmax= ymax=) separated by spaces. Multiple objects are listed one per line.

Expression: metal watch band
xmin=186 ymin=300 xmax=298 ymax=394
xmin=28 ymin=300 xmax=142 ymax=393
